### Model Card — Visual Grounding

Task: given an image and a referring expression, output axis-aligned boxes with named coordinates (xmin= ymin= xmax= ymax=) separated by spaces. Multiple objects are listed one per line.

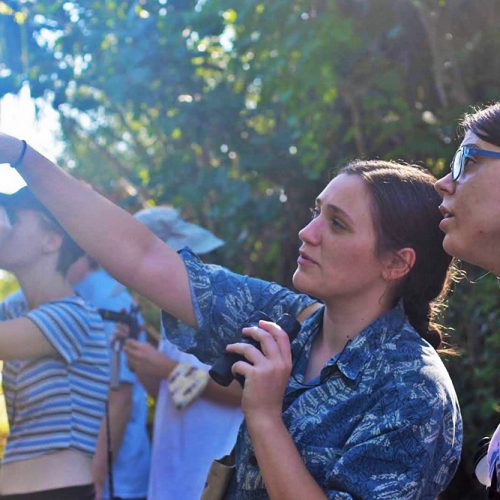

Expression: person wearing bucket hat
xmin=0 ymin=134 xmax=462 ymax=498
xmin=117 ymin=206 xmax=242 ymax=500
xmin=134 ymin=206 xmax=225 ymax=254
xmin=0 ymin=186 xmax=109 ymax=499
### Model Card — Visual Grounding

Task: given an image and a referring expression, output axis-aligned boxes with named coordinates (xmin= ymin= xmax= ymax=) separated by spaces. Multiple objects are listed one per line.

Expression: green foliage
xmin=443 ymin=270 xmax=500 ymax=498
xmin=447 ymin=273 xmax=500 ymax=439
xmin=0 ymin=272 xmax=19 ymax=301
xmin=0 ymin=1 xmax=499 ymax=496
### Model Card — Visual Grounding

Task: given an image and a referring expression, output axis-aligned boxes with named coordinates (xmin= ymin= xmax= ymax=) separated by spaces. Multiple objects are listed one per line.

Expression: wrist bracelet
xmin=11 ymin=139 xmax=27 ymax=169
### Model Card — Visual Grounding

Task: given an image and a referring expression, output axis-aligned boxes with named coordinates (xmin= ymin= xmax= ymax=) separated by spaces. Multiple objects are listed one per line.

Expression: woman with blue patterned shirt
xmin=436 ymin=102 xmax=500 ymax=499
xmin=0 ymin=187 xmax=109 ymax=499
xmin=0 ymin=134 xmax=462 ymax=499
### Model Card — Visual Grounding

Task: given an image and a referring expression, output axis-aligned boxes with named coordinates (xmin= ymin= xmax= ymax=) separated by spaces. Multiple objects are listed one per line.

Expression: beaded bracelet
xmin=11 ymin=139 xmax=27 ymax=169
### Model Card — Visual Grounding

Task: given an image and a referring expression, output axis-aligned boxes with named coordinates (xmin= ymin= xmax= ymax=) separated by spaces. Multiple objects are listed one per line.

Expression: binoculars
xmin=98 ymin=308 xmax=141 ymax=340
xmin=99 ymin=306 xmax=141 ymax=390
xmin=209 ymin=311 xmax=301 ymax=387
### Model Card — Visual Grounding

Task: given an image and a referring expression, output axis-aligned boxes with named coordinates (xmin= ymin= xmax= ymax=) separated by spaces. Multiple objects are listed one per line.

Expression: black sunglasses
xmin=450 ymin=145 xmax=500 ymax=181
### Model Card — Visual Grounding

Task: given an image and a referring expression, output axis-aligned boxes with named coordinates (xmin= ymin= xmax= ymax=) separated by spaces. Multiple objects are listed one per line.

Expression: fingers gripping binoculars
xmin=209 ymin=311 xmax=301 ymax=387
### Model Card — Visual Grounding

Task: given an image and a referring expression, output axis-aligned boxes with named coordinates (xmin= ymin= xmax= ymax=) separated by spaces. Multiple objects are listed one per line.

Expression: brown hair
xmin=38 ymin=215 xmax=84 ymax=277
xmin=460 ymin=102 xmax=500 ymax=146
xmin=341 ymin=160 xmax=453 ymax=349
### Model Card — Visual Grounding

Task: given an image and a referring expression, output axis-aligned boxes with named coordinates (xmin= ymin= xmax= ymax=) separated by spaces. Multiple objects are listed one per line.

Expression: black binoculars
xmin=209 ymin=311 xmax=301 ymax=387
xmin=98 ymin=307 xmax=141 ymax=340
xmin=99 ymin=306 xmax=141 ymax=390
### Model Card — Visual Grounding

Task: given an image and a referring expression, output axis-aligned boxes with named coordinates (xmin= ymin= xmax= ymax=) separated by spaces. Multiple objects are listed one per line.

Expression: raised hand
xmin=0 ymin=133 xmax=25 ymax=166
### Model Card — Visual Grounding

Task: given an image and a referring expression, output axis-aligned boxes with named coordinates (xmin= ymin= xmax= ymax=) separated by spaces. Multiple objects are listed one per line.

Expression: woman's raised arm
xmin=0 ymin=133 xmax=197 ymax=326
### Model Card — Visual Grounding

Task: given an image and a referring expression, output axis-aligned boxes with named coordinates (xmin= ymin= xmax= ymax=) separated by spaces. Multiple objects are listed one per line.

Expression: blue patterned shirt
xmin=163 ymin=249 xmax=462 ymax=499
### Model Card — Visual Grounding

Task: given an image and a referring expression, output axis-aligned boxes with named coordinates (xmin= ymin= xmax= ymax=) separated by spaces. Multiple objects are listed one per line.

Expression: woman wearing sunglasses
xmin=436 ymin=102 xmax=500 ymax=497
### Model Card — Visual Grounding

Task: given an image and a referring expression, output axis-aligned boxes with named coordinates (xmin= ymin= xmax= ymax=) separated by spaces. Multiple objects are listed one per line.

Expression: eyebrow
xmin=315 ymin=198 xmax=354 ymax=225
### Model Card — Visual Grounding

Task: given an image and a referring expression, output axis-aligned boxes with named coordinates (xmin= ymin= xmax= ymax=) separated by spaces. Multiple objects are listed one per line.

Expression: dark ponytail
xmin=341 ymin=160 xmax=454 ymax=350
xmin=400 ymin=283 xmax=447 ymax=350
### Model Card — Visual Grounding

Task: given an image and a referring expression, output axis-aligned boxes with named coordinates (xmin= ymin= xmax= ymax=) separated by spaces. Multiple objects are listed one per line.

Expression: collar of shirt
xmin=290 ymin=302 xmax=407 ymax=384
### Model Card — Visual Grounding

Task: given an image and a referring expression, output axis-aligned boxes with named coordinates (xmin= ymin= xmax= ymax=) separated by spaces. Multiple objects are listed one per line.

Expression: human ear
xmin=381 ymin=247 xmax=416 ymax=282
xmin=42 ymin=230 xmax=63 ymax=255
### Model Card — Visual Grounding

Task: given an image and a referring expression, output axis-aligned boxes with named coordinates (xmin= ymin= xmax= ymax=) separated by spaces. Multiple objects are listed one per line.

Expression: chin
xmin=443 ymin=235 xmax=488 ymax=269
xmin=442 ymin=234 xmax=463 ymax=260
xmin=292 ymin=269 xmax=308 ymax=291
xmin=292 ymin=269 xmax=302 ymax=289
xmin=292 ymin=271 xmax=318 ymax=297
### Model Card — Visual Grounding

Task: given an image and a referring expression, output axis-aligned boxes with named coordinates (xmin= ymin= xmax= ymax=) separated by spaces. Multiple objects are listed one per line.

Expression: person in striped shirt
xmin=0 ymin=187 xmax=109 ymax=500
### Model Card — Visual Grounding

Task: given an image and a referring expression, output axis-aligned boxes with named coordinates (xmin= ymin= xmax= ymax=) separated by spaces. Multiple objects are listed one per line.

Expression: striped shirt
xmin=0 ymin=294 xmax=109 ymax=464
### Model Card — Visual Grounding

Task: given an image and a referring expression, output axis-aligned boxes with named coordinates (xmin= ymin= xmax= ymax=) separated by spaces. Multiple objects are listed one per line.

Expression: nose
xmin=298 ymin=217 xmax=322 ymax=246
xmin=435 ymin=172 xmax=456 ymax=196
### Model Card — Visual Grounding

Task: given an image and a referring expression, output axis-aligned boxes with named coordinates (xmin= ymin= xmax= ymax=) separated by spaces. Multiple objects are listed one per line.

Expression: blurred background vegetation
xmin=0 ymin=0 xmax=499 ymax=497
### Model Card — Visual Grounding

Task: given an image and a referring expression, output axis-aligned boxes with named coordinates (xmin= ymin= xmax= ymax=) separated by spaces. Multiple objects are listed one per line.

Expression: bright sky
xmin=0 ymin=87 xmax=60 ymax=281
xmin=0 ymin=85 xmax=61 ymax=194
